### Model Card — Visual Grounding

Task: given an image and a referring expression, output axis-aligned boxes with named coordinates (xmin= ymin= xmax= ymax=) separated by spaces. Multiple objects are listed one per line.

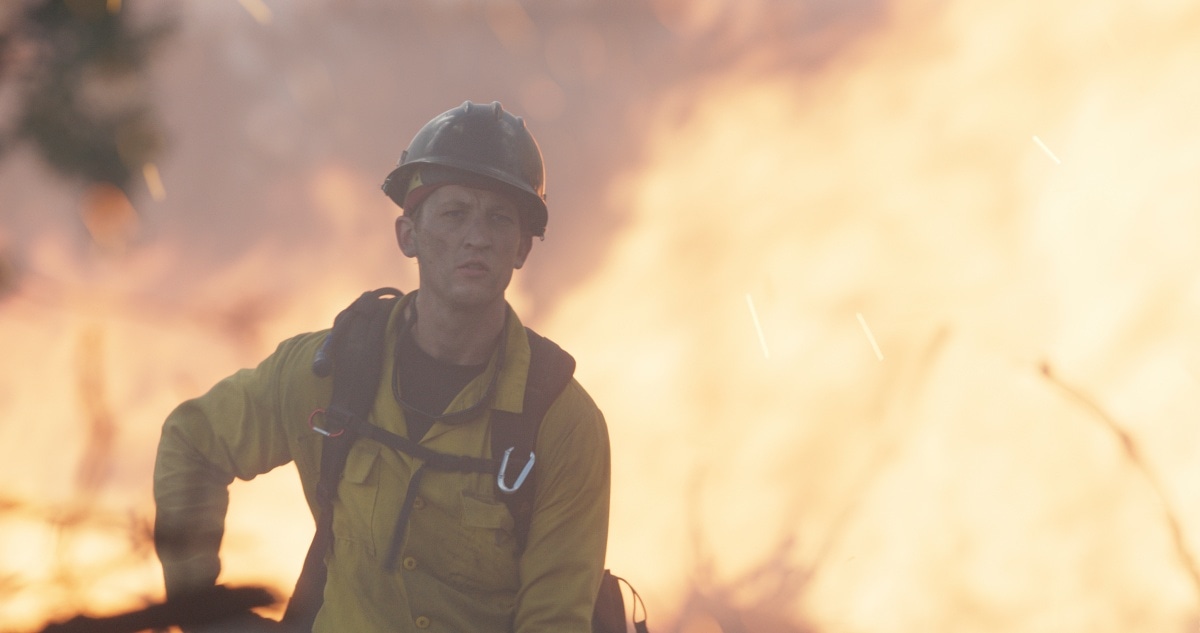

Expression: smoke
xmin=4 ymin=0 xmax=1200 ymax=631
xmin=541 ymin=0 xmax=1200 ymax=630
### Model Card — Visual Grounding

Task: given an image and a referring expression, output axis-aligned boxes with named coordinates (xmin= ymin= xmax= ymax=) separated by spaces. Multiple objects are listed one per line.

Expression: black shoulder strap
xmin=282 ymin=287 xmax=401 ymax=632
xmin=284 ymin=295 xmax=576 ymax=629
xmin=490 ymin=327 xmax=575 ymax=554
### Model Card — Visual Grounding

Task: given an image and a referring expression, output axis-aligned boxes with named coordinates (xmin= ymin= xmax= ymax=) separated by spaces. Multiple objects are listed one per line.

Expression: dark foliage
xmin=0 ymin=0 xmax=173 ymax=191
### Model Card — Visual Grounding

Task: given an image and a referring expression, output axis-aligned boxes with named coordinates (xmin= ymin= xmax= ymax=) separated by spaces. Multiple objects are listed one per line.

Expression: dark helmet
xmin=382 ymin=101 xmax=549 ymax=237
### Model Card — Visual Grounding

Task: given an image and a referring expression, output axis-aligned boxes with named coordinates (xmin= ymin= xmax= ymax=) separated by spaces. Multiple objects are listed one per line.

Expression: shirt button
xmin=414 ymin=615 xmax=431 ymax=629
xmin=402 ymin=556 xmax=418 ymax=570
xmin=413 ymin=497 xmax=426 ymax=510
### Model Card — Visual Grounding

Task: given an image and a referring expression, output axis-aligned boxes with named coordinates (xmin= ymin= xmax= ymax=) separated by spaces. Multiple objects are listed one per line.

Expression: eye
xmin=490 ymin=212 xmax=516 ymax=225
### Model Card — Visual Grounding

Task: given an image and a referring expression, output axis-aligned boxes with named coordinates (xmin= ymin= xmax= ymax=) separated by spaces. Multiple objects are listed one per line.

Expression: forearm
xmin=151 ymin=337 xmax=317 ymax=596
xmin=154 ymin=413 xmax=236 ymax=599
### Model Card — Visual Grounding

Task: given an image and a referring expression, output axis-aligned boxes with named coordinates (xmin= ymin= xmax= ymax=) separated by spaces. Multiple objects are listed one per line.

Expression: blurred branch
xmin=679 ymin=460 xmax=814 ymax=632
xmin=673 ymin=327 xmax=953 ymax=632
xmin=75 ymin=326 xmax=117 ymax=495
xmin=0 ymin=495 xmax=151 ymax=538
xmin=806 ymin=325 xmax=952 ymax=572
xmin=0 ymin=0 xmax=174 ymax=193
xmin=38 ymin=585 xmax=278 ymax=633
xmin=1039 ymin=361 xmax=1200 ymax=603
xmin=0 ymin=495 xmax=158 ymax=628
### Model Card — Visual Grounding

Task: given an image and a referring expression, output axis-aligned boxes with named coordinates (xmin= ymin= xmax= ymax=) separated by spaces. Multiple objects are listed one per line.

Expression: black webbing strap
xmin=356 ymin=423 xmax=497 ymax=570
xmin=281 ymin=290 xmax=576 ymax=631
xmin=281 ymin=288 xmax=401 ymax=633
xmin=593 ymin=570 xmax=650 ymax=633
xmin=489 ymin=329 xmax=575 ymax=554
xmin=360 ymin=423 xmax=497 ymax=473
xmin=361 ymin=328 xmax=574 ymax=565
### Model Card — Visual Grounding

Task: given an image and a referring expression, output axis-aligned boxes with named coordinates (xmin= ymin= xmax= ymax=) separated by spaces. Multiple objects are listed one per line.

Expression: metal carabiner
xmin=496 ymin=447 xmax=535 ymax=494
xmin=308 ymin=408 xmax=345 ymax=438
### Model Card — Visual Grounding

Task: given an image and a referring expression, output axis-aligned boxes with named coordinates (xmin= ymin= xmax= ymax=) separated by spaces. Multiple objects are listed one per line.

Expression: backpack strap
xmin=281 ymin=288 xmax=401 ymax=632
xmin=282 ymin=294 xmax=577 ymax=628
xmin=490 ymin=328 xmax=575 ymax=555
xmin=358 ymin=326 xmax=575 ymax=564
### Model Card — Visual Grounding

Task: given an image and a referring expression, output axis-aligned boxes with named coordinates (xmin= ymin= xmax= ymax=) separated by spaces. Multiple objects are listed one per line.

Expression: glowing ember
xmin=3 ymin=0 xmax=1200 ymax=631
xmin=1032 ymin=135 xmax=1063 ymax=165
xmin=80 ymin=183 xmax=139 ymax=254
xmin=855 ymin=312 xmax=884 ymax=362
xmin=142 ymin=163 xmax=166 ymax=202
xmin=745 ymin=293 xmax=770 ymax=359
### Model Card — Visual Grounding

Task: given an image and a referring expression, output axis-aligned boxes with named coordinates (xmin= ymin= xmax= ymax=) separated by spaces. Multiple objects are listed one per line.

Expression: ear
xmin=513 ymin=234 xmax=533 ymax=270
xmin=396 ymin=216 xmax=418 ymax=258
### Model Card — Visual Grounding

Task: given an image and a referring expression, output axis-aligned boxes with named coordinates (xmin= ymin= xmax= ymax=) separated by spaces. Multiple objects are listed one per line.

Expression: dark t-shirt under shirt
xmin=394 ymin=328 xmax=487 ymax=442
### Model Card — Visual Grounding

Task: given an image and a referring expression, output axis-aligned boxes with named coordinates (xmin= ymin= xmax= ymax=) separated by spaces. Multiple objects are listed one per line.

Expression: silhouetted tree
xmin=0 ymin=0 xmax=173 ymax=191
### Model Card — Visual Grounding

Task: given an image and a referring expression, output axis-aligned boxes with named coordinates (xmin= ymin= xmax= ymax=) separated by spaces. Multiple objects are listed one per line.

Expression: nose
xmin=462 ymin=213 xmax=494 ymax=249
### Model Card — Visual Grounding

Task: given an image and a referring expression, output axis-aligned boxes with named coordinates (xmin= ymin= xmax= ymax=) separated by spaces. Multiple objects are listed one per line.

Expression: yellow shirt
xmin=154 ymin=295 xmax=610 ymax=632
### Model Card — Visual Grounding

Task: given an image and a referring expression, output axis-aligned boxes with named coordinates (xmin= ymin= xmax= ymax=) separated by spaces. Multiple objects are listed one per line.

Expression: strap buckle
xmin=497 ymin=447 xmax=535 ymax=494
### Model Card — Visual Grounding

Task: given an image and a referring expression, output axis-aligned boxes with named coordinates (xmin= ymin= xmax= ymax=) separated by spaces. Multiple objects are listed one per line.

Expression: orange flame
xmin=3 ymin=0 xmax=1200 ymax=631
xmin=543 ymin=0 xmax=1200 ymax=629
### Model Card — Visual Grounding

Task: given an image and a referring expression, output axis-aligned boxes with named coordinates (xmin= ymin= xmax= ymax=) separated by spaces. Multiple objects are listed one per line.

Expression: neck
xmin=409 ymin=293 xmax=507 ymax=365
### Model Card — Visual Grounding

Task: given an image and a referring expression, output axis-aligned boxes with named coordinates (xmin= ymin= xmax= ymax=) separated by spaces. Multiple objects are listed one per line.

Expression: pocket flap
xmin=343 ymin=443 xmax=380 ymax=484
xmin=461 ymin=491 xmax=515 ymax=532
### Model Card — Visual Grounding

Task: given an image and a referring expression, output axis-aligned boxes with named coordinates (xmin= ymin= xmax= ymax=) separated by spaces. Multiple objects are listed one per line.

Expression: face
xmin=396 ymin=184 xmax=533 ymax=314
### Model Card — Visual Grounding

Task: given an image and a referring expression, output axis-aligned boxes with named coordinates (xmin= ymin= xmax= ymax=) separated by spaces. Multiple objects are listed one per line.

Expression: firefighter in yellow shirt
xmin=153 ymin=101 xmax=611 ymax=632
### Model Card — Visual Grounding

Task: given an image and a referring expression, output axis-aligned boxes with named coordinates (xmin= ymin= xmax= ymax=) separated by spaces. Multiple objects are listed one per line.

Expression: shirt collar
xmin=388 ymin=293 xmax=530 ymax=416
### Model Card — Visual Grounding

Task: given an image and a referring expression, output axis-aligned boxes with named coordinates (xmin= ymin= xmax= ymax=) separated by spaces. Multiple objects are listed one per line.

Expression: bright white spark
xmin=745 ymin=294 xmax=770 ymax=359
xmin=238 ymin=0 xmax=273 ymax=25
xmin=1032 ymin=135 xmax=1062 ymax=164
xmin=143 ymin=163 xmax=166 ymax=202
xmin=856 ymin=312 xmax=884 ymax=362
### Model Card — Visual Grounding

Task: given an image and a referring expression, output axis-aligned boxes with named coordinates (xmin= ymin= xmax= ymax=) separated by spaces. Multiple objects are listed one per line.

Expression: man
xmin=153 ymin=101 xmax=611 ymax=632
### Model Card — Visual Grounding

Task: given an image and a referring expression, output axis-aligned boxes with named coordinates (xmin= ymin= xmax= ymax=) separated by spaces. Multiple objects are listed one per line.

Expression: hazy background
xmin=3 ymin=1 xmax=1200 ymax=631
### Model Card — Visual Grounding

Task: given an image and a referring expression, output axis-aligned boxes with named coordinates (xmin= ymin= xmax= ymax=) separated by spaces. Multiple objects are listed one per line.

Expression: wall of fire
xmin=2 ymin=1 xmax=1200 ymax=632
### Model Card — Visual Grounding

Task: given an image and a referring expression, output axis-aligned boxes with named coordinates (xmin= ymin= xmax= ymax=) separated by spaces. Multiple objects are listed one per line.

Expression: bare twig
xmin=75 ymin=327 xmax=116 ymax=495
xmin=1039 ymin=361 xmax=1200 ymax=603
xmin=808 ymin=325 xmax=951 ymax=575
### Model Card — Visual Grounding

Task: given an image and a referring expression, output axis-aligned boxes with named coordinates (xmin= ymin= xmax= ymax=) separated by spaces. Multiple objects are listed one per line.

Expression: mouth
xmin=458 ymin=260 xmax=490 ymax=274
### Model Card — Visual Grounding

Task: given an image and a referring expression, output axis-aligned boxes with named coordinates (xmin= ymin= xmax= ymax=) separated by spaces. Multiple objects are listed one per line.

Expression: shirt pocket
xmin=332 ymin=441 xmax=381 ymax=555
xmin=444 ymin=490 xmax=519 ymax=592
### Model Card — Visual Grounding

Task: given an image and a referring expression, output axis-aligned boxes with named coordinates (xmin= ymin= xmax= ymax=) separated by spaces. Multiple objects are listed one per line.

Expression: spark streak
xmin=1032 ymin=135 xmax=1062 ymax=164
xmin=856 ymin=312 xmax=884 ymax=361
xmin=143 ymin=163 xmax=166 ymax=201
xmin=1040 ymin=361 xmax=1200 ymax=600
xmin=745 ymin=294 xmax=770 ymax=359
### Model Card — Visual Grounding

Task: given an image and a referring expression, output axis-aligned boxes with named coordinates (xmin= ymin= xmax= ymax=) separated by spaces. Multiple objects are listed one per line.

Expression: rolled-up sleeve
xmin=153 ymin=333 xmax=323 ymax=598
